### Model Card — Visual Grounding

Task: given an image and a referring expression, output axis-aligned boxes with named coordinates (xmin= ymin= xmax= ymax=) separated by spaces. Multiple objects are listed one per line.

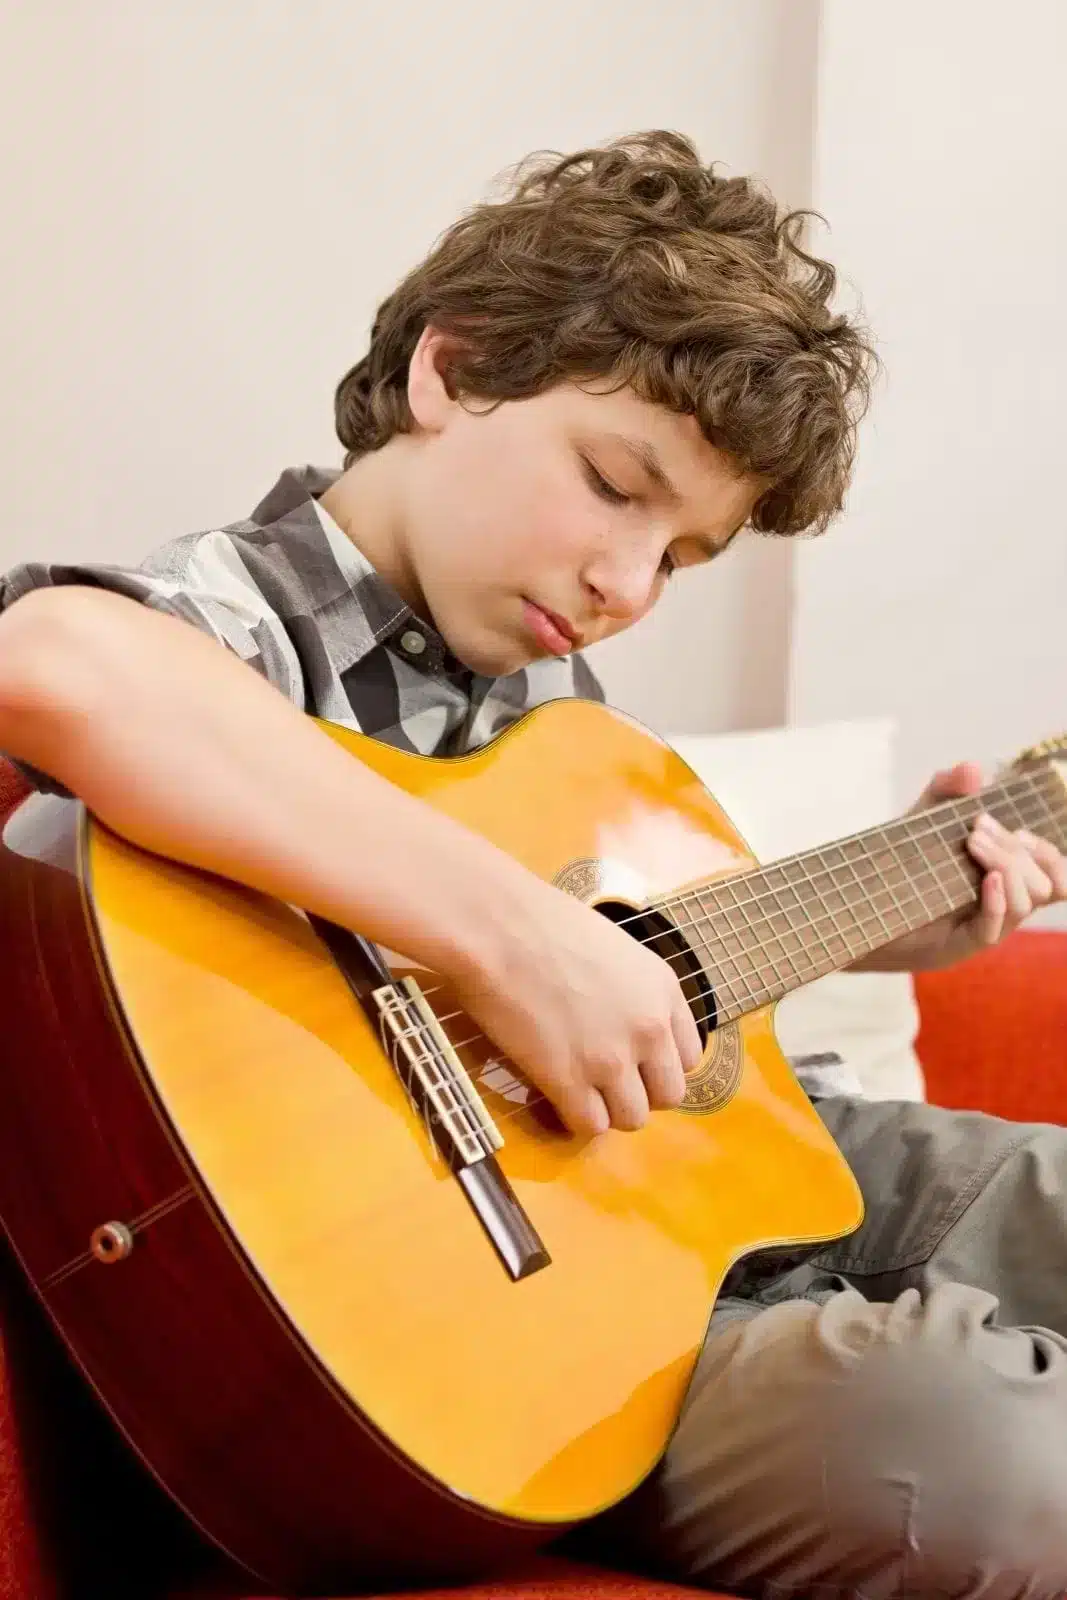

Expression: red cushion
xmin=0 ymin=761 xmax=29 ymax=818
xmin=916 ymin=931 xmax=1067 ymax=1123
xmin=164 ymin=1556 xmax=716 ymax=1599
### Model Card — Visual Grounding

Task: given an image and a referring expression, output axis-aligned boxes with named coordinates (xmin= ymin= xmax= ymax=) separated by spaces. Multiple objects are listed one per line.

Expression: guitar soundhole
xmin=595 ymin=901 xmax=716 ymax=1047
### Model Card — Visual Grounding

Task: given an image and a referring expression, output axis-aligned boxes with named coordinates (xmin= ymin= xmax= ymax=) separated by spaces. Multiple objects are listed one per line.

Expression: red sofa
xmin=0 ymin=749 xmax=1063 ymax=1598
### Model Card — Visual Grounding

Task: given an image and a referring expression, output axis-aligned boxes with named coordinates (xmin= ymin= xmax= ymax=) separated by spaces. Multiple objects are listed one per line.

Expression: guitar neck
xmin=659 ymin=762 xmax=1067 ymax=1026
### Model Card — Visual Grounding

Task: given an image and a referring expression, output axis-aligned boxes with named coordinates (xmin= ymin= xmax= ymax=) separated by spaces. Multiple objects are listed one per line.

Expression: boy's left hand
xmin=864 ymin=762 xmax=1067 ymax=973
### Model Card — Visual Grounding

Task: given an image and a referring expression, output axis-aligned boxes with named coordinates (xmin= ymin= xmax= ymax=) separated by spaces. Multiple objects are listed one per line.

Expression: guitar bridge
xmin=371 ymin=976 xmax=504 ymax=1167
xmin=370 ymin=975 xmax=550 ymax=1282
xmin=305 ymin=915 xmax=549 ymax=1281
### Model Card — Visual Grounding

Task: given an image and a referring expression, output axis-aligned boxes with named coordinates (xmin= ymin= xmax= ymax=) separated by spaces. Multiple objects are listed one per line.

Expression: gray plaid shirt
xmin=0 ymin=462 xmax=855 ymax=1100
xmin=0 ymin=464 xmax=603 ymax=758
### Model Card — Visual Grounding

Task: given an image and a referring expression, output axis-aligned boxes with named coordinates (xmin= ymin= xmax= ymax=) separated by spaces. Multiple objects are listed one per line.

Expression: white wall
xmin=791 ymin=0 xmax=1067 ymax=802
xmin=0 ymin=0 xmax=817 ymax=737
xmin=10 ymin=2 xmax=1060 ymax=794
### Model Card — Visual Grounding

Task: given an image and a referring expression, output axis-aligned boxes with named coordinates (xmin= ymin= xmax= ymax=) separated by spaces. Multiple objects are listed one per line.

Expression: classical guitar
xmin=0 ymin=702 xmax=1063 ymax=1593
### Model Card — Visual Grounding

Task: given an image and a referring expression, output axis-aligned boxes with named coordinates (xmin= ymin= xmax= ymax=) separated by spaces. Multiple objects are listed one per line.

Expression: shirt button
xmin=399 ymin=628 xmax=426 ymax=656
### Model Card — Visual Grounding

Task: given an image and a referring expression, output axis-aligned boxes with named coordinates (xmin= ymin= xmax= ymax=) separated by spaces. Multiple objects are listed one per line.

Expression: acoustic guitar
xmin=0 ymin=701 xmax=1063 ymax=1593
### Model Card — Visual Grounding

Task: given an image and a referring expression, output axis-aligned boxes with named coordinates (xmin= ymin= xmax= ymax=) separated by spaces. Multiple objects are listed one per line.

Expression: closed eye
xmin=580 ymin=456 xmax=632 ymax=507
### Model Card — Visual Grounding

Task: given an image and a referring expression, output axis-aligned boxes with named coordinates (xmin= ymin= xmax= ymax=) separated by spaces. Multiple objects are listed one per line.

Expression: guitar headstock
xmin=1012 ymin=733 xmax=1067 ymax=793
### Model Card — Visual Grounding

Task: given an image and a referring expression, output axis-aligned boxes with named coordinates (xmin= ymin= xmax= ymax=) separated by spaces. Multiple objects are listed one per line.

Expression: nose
xmin=582 ymin=547 xmax=662 ymax=624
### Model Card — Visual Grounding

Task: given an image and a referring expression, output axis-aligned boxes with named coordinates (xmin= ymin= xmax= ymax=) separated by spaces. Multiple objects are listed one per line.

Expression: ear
xmin=407 ymin=325 xmax=462 ymax=434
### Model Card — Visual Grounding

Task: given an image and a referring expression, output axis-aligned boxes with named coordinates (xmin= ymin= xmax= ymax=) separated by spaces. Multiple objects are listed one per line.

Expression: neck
xmin=319 ymin=442 xmax=426 ymax=614
xmin=658 ymin=763 xmax=1067 ymax=1026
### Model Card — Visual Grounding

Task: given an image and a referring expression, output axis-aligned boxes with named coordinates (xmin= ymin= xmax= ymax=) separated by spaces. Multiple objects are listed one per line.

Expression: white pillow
xmin=666 ymin=720 xmax=925 ymax=1102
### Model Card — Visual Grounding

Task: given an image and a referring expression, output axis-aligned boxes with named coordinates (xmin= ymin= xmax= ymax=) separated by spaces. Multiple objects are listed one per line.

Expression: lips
xmin=523 ymin=600 xmax=579 ymax=656
xmin=538 ymin=605 xmax=577 ymax=645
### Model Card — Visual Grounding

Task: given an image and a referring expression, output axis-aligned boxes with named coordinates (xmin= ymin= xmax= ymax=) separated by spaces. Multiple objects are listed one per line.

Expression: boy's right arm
xmin=0 ymin=587 xmax=698 ymax=1135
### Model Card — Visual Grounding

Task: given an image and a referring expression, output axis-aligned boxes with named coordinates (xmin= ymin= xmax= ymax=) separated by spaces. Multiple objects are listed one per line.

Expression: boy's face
xmin=398 ymin=330 xmax=765 ymax=677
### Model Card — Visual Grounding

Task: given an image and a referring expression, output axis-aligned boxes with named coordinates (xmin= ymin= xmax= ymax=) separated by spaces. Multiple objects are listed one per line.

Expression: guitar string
xmin=369 ymin=774 xmax=1064 ymax=1134
xmin=415 ymin=777 xmax=1060 ymax=1025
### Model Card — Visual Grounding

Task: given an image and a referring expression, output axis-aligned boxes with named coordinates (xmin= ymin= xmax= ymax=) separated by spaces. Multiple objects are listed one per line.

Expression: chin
xmin=447 ymin=628 xmax=532 ymax=679
xmin=462 ymin=644 xmax=533 ymax=678
xmin=433 ymin=599 xmax=538 ymax=677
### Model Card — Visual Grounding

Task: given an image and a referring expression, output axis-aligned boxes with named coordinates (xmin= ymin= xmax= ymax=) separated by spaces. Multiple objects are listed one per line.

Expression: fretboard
xmin=660 ymin=763 xmax=1067 ymax=1026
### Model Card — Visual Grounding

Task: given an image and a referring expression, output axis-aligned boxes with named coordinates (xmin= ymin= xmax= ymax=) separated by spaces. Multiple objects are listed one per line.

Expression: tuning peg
xmin=1014 ymin=734 xmax=1067 ymax=765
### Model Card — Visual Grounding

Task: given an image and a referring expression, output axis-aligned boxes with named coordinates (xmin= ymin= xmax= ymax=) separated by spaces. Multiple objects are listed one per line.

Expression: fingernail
xmin=976 ymin=813 xmax=1002 ymax=836
xmin=1017 ymin=830 xmax=1038 ymax=846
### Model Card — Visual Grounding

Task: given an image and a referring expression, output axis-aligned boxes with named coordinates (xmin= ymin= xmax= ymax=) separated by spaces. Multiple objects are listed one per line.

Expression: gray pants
xmin=576 ymin=1096 xmax=1067 ymax=1599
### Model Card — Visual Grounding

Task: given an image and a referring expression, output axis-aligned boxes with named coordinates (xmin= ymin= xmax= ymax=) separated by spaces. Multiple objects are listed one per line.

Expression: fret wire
xmin=677 ymin=778 xmax=1055 ymax=1015
xmin=668 ymin=889 xmax=701 ymax=937
xmin=876 ymin=825 xmax=932 ymax=934
xmin=984 ymin=795 xmax=1053 ymax=846
xmin=851 ymin=838 xmax=927 ymax=934
xmin=1025 ymin=800 xmax=1058 ymax=840
xmin=684 ymin=889 xmax=742 ymax=998
xmin=741 ymin=870 xmax=816 ymax=990
xmin=673 ymin=886 xmax=761 ymax=1014
xmin=716 ymin=880 xmax=755 ymax=973
xmin=932 ymin=810 xmax=981 ymax=901
xmin=432 ymin=805 xmax=984 ymax=1027
xmin=663 ymin=771 xmax=1054 ymax=935
xmin=750 ymin=839 xmax=935 ymax=973
xmin=414 ymin=770 xmax=1067 ymax=1033
xmin=710 ymin=823 xmax=979 ymax=1018
xmin=914 ymin=860 xmax=958 ymax=919
xmin=842 ymin=845 xmax=896 ymax=946
xmin=717 ymin=877 xmax=966 ymax=1017
xmin=685 ymin=774 xmax=1046 ymax=1016
xmin=714 ymin=884 xmax=765 ymax=1010
xmin=870 ymin=827 xmax=907 ymax=934
xmin=1011 ymin=777 xmax=1061 ymax=836
xmin=674 ymin=891 xmax=730 ymax=992
xmin=711 ymin=891 xmax=867 ymax=1016
xmin=434 ymin=785 xmax=1067 ymax=1044
xmin=695 ymin=850 xmax=926 ymax=965
xmin=412 ymin=764 xmax=1049 ymax=1139
xmin=707 ymin=774 xmax=1067 ymax=1017
xmin=718 ymin=877 xmax=784 ymax=1008
xmin=716 ymin=903 xmax=890 ymax=1019
xmin=729 ymin=851 xmax=844 ymax=998
xmin=720 ymin=838 xmax=945 ymax=998
xmin=665 ymin=767 xmax=1056 ymax=928
xmin=1014 ymin=783 xmax=1066 ymax=846
xmin=910 ymin=821 xmax=963 ymax=918
xmin=668 ymin=808 xmax=952 ymax=929
xmin=648 ymin=772 xmax=1058 ymax=1021
xmin=716 ymin=848 xmax=866 ymax=1019
xmin=742 ymin=883 xmax=809 ymax=992
xmin=692 ymin=887 xmax=719 ymax=951
xmin=819 ymin=849 xmax=894 ymax=958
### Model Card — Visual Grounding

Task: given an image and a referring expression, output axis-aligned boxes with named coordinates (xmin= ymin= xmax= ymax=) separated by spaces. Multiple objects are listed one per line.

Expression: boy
xmin=2 ymin=131 xmax=1066 ymax=1597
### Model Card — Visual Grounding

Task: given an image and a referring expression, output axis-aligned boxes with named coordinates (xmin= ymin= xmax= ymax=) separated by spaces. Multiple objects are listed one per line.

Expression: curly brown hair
xmin=334 ymin=130 xmax=877 ymax=535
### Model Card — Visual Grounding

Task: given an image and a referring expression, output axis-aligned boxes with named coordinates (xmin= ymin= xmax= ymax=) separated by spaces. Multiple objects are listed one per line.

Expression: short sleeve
xmin=0 ymin=529 xmax=307 ymax=793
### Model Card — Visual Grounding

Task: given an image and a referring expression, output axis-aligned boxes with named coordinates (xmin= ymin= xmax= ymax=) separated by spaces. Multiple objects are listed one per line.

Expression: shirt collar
xmin=248 ymin=465 xmax=457 ymax=677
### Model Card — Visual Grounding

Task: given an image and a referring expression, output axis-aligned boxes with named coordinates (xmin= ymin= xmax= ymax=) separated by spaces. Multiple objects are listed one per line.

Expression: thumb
xmin=917 ymin=761 xmax=985 ymax=808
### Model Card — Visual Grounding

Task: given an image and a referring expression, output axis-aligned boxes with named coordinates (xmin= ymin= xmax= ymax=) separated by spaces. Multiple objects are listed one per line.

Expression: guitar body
xmin=0 ymin=699 xmax=862 ymax=1593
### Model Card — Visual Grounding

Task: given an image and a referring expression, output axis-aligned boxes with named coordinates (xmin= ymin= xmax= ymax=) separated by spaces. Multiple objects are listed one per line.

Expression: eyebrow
xmin=606 ymin=433 xmax=683 ymax=504
xmin=601 ymin=431 xmax=746 ymax=562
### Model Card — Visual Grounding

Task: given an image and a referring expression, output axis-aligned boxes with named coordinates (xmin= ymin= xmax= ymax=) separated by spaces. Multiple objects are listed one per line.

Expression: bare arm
xmin=0 ymin=586 xmax=700 ymax=1136
xmin=0 ymin=585 xmax=525 ymax=978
